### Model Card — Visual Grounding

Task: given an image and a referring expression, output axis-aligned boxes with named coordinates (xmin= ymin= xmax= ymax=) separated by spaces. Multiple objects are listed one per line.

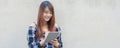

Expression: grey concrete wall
xmin=0 ymin=0 xmax=120 ymax=48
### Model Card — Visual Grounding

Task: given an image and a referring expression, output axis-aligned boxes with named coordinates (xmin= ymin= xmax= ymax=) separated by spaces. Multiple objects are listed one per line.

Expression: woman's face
xmin=43 ymin=7 xmax=52 ymax=22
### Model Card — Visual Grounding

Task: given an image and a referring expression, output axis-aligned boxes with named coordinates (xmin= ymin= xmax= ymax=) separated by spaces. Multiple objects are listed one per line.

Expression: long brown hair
xmin=37 ymin=1 xmax=55 ymax=39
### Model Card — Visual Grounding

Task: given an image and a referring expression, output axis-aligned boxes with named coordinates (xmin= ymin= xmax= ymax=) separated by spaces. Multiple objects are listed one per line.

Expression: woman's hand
xmin=50 ymin=39 xmax=59 ymax=48
xmin=40 ymin=40 xmax=45 ymax=46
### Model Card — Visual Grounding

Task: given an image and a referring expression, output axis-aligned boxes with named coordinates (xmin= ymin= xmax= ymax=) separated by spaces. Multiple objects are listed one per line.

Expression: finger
xmin=50 ymin=41 xmax=53 ymax=43
xmin=51 ymin=40 xmax=54 ymax=43
xmin=51 ymin=40 xmax=54 ymax=41
xmin=53 ymin=39 xmax=57 ymax=41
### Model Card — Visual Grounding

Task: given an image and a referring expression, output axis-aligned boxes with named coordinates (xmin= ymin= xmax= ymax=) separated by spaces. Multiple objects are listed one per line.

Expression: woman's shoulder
xmin=28 ymin=22 xmax=37 ymax=31
xmin=55 ymin=24 xmax=61 ymax=32
xmin=29 ymin=22 xmax=37 ymax=27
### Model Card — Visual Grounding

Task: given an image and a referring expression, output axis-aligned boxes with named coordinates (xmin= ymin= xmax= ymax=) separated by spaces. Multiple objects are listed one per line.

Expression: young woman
xmin=27 ymin=1 xmax=63 ymax=48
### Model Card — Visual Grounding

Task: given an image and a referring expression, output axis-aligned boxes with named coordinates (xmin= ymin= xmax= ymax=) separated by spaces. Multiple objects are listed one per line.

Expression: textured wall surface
xmin=0 ymin=0 xmax=120 ymax=48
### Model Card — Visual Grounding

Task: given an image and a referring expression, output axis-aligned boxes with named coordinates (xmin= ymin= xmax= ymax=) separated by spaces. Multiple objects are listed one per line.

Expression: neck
xmin=43 ymin=21 xmax=47 ymax=26
xmin=42 ymin=21 xmax=48 ymax=29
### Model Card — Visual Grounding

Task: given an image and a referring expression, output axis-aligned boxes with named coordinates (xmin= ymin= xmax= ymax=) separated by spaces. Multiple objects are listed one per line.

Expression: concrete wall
xmin=0 ymin=0 xmax=120 ymax=48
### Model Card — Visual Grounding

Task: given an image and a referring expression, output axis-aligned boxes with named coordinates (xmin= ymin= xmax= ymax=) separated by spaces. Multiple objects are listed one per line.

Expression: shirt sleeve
xmin=27 ymin=26 xmax=41 ymax=48
xmin=56 ymin=25 xmax=63 ymax=48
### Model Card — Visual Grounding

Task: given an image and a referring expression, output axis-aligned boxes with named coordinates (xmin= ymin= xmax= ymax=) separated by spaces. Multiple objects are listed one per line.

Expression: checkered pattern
xmin=27 ymin=23 xmax=63 ymax=48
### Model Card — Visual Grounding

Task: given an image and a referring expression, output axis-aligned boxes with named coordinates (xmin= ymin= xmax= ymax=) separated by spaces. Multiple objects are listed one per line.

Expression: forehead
xmin=44 ymin=7 xmax=50 ymax=11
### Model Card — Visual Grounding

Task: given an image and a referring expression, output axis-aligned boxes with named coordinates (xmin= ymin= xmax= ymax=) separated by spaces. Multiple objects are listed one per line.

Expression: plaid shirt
xmin=27 ymin=23 xmax=63 ymax=48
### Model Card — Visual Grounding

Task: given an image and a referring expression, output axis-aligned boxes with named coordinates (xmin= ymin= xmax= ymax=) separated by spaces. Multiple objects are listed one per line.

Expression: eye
xmin=44 ymin=11 xmax=52 ymax=14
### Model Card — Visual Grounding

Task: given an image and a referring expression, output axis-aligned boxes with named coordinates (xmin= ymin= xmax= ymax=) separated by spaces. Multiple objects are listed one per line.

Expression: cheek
xmin=49 ymin=14 xmax=52 ymax=17
xmin=43 ymin=13 xmax=47 ymax=17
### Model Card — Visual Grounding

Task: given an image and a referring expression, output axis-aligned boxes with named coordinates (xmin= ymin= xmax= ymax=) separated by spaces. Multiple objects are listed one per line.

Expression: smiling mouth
xmin=45 ymin=16 xmax=50 ymax=19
